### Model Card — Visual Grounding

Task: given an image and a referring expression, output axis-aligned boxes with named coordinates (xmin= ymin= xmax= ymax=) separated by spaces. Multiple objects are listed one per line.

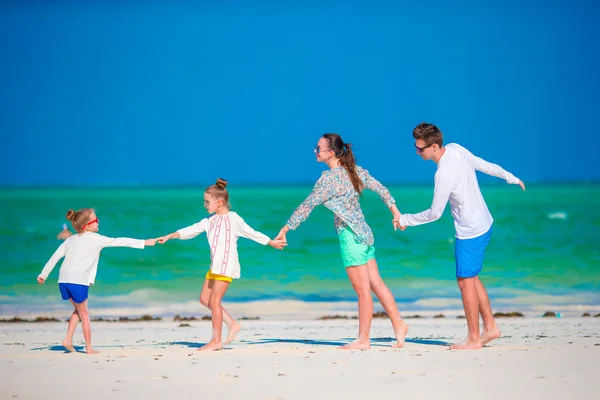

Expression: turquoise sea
xmin=1 ymin=185 xmax=599 ymax=319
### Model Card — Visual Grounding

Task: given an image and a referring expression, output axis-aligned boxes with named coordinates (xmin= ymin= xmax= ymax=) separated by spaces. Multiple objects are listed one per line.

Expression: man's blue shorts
xmin=455 ymin=226 xmax=492 ymax=279
xmin=58 ymin=283 xmax=89 ymax=304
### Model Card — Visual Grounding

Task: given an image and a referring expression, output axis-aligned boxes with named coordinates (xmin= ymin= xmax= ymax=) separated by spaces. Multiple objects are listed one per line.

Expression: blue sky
xmin=1 ymin=1 xmax=599 ymax=186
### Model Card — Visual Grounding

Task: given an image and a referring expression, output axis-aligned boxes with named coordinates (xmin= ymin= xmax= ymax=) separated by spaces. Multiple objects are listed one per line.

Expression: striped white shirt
xmin=176 ymin=212 xmax=270 ymax=279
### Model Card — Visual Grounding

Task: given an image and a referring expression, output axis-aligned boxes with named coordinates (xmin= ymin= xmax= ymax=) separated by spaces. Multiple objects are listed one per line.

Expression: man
xmin=396 ymin=122 xmax=525 ymax=350
xmin=57 ymin=223 xmax=73 ymax=240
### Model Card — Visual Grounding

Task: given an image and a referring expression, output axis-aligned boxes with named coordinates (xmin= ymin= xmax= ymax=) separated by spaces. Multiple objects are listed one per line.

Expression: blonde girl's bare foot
xmin=224 ymin=322 xmax=241 ymax=345
xmin=450 ymin=338 xmax=482 ymax=350
xmin=62 ymin=339 xmax=75 ymax=352
xmin=339 ymin=341 xmax=371 ymax=350
xmin=197 ymin=341 xmax=223 ymax=351
xmin=480 ymin=327 xmax=501 ymax=346
xmin=391 ymin=323 xmax=409 ymax=348
xmin=86 ymin=348 xmax=99 ymax=354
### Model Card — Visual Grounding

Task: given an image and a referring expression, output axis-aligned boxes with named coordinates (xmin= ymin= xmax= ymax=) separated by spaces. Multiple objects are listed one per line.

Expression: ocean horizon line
xmin=0 ymin=180 xmax=599 ymax=190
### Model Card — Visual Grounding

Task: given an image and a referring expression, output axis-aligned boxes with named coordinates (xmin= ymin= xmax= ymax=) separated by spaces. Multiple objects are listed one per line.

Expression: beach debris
xmin=332 ymin=361 xmax=346 ymax=364
xmin=0 ymin=317 xmax=60 ymax=323
xmin=173 ymin=315 xmax=198 ymax=321
xmin=119 ymin=315 xmax=162 ymax=322
xmin=317 ymin=315 xmax=350 ymax=320
xmin=542 ymin=311 xmax=557 ymax=317
xmin=373 ymin=312 xmax=388 ymax=318
xmin=493 ymin=312 xmax=524 ymax=318
xmin=582 ymin=313 xmax=591 ymax=317
xmin=433 ymin=314 xmax=445 ymax=318
xmin=277 ymin=373 xmax=286 ymax=376
xmin=201 ymin=316 xmax=212 ymax=320
xmin=179 ymin=323 xmax=191 ymax=327
xmin=239 ymin=316 xmax=260 ymax=320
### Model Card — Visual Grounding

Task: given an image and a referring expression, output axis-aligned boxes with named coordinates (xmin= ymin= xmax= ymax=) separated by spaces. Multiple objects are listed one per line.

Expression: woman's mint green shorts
xmin=339 ymin=228 xmax=376 ymax=267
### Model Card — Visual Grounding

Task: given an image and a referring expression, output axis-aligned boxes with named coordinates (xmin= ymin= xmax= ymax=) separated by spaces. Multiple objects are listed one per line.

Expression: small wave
xmin=547 ymin=212 xmax=567 ymax=220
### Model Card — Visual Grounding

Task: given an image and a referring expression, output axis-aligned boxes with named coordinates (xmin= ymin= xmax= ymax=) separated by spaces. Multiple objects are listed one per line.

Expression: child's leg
xmin=62 ymin=299 xmax=79 ymax=352
xmin=74 ymin=300 xmax=98 ymax=354
xmin=341 ymin=264 xmax=372 ymax=350
xmin=366 ymin=258 xmax=409 ymax=348
xmin=198 ymin=280 xmax=230 ymax=351
xmin=199 ymin=278 xmax=241 ymax=344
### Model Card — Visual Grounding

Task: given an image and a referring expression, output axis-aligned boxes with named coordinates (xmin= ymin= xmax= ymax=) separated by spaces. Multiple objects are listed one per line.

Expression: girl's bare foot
xmin=197 ymin=340 xmax=223 ymax=351
xmin=85 ymin=348 xmax=99 ymax=354
xmin=480 ymin=327 xmax=501 ymax=346
xmin=224 ymin=322 xmax=241 ymax=345
xmin=391 ymin=322 xmax=409 ymax=348
xmin=450 ymin=338 xmax=482 ymax=350
xmin=339 ymin=341 xmax=370 ymax=350
xmin=62 ymin=340 xmax=75 ymax=352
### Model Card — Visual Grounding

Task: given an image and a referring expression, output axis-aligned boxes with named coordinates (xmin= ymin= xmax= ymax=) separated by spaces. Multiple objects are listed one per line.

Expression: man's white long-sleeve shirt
xmin=38 ymin=232 xmax=146 ymax=286
xmin=400 ymin=143 xmax=520 ymax=239
xmin=176 ymin=212 xmax=270 ymax=279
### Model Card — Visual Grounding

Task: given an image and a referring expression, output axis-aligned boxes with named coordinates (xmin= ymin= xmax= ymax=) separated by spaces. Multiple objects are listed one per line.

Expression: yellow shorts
xmin=205 ymin=270 xmax=233 ymax=283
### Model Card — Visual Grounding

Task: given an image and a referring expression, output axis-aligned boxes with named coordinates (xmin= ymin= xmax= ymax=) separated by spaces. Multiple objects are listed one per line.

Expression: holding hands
xmin=154 ymin=232 xmax=180 ymax=245
xmin=274 ymin=226 xmax=289 ymax=244
xmin=390 ymin=205 xmax=406 ymax=231
xmin=268 ymin=239 xmax=287 ymax=250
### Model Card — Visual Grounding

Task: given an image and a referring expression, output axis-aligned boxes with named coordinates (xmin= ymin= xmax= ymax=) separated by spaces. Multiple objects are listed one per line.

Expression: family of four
xmin=38 ymin=122 xmax=525 ymax=353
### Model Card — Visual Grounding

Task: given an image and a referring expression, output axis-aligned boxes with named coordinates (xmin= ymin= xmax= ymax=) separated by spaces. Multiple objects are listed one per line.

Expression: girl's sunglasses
xmin=81 ymin=218 xmax=99 ymax=231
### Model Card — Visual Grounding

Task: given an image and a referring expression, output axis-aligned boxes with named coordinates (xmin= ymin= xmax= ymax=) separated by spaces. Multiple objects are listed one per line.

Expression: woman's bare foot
xmin=62 ymin=339 xmax=75 ymax=352
xmin=197 ymin=340 xmax=223 ymax=351
xmin=85 ymin=348 xmax=99 ymax=354
xmin=339 ymin=341 xmax=371 ymax=350
xmin=450 ymin=338 xmax=482 ymax=350
xmin=391 ymin=323 xmax=409 ymax=348
xmin=480 ymin=327 xmax=501 ymax=346
xmin=224 ymin=322 xmax=241 ymax=345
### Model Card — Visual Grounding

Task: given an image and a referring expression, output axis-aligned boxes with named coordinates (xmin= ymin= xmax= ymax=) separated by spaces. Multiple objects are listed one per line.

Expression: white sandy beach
xmin=1 ymin=317 xmax=598 ymax=400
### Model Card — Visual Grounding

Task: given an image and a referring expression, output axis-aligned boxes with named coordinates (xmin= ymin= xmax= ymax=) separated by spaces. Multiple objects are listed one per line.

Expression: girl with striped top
xmin=156 ymin=178 xmax=286 ymax=351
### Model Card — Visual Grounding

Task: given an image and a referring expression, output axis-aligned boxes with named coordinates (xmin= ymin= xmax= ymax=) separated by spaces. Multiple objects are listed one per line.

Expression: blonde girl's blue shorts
xmin=58 ymin=283 xmax=89 ymax=304
xmin=339 ymin=228 xmax=375 ymax=267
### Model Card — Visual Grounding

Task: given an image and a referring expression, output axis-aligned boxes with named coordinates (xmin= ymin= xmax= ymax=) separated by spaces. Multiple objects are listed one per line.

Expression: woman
xmin=275 ymin=133 xmax=409 ymax=350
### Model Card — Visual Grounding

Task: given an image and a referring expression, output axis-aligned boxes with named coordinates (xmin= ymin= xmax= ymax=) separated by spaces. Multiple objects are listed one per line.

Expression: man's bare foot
xmin=85 ymin=348 xmax=99 ymax=354
xmin=197 ymin=341 xmax=222 ymax=351
xmin=339 ymin=341 xmax=370 ymax=350
xmin=450 ymin=338 xmax=482 ymax=350
xmin=480 ymin=327 xmax=501 ymax=346
xmin=62 ymin=340 xmax=75 ymax=352
xmin=391 ymin=322 xmax=409 ymax=348
xmin=224 ymin=322 xmax=241 ymax=345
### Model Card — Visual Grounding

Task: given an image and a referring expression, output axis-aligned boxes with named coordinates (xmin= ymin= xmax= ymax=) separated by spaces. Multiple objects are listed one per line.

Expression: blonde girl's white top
xmin=38 ymin=232 xmax=146 ymax=286
xmin=176 ymin=211 xmax=270 ymax=279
